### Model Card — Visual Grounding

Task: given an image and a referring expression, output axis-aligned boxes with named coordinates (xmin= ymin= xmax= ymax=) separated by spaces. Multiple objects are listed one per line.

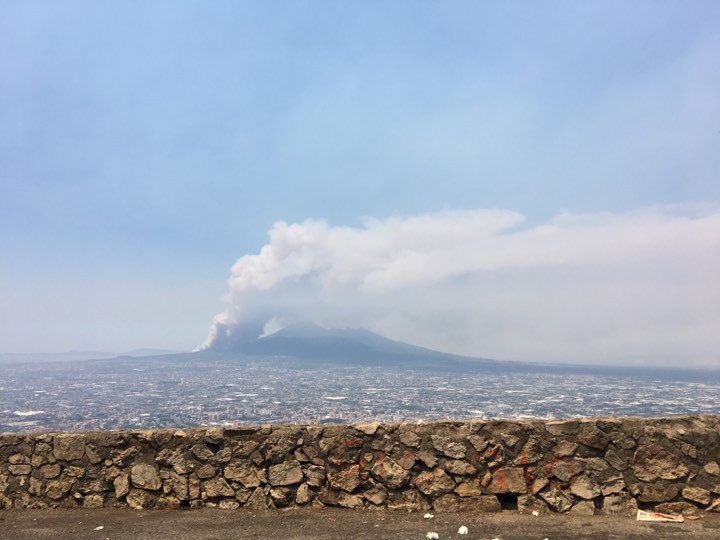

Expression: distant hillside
xmin=202 ymin=321 xmax=502 ymax=370
xmin=0 ymin=348 xmax=181 ymax=364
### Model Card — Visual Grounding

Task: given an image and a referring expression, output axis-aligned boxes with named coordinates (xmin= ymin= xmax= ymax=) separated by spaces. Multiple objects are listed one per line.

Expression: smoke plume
xmin=198 ymin=207 xmax=720 ymax=368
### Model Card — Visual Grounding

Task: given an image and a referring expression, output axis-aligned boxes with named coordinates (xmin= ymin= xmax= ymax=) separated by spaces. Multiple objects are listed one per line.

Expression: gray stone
xmin=64 ymin=465 xmax=85 ymax=478
xmin=9 ymin=454 xmax=25 ymax=464
xmin=399 ymin=431 xmax=421 ymax=448
xmin=338 ymin=493 xmax=364 ymax=508
xmin=514 ymin=436 xmax=543 ymax=465
xmin=518 ymin=495 xmax=550 ymax=514
xmin=235 ymin=488 xmax=253 ymax=504
xmin=577 ymin=457 xmax=609 ymax=473
xmin=268 ymin=461 xmax=304 ymax=486
xmin=269 ymin=487 xmax=293 ymax=505
xmin=218 ymin=499 xmax=240 ymax=509
xmin=467 ymin=435 xmax=488 ymax=452
xmin=85 ymin=445 xmax=102 ymax=465
xmin=191 ymin=444 xmax=215 ymax=461
xmin=546 ymin=420 xmax=580 ymax=436
xmin=131 ymin=464 xmax=162 ymax=491
xmin=83 ymin=494 xmax=104 ymax=508
xmin=608 ymin=430 xmax=636 ymax=450
xmin=113 ymin=473 xmax=130 ymax=499
xmin=203 ymin=476 xmax=234 ymax=498
xmin=680 ymin=442 xmax=697 ymax=458
xmin=443 ymin=459 xmax=477 ymax=476
xmin=196 ymin=464 xmax=217 ymax=479
xmin=234 ymin=440 xmax=260 ymax=457
xmin=46 ymin=478 xmax=74 ymax=500
xmin=53 ymin=434 xmax=86 ymax=461
xmin=432 ymin=493 xmax=461 ymax=512
xmin=570 ymin=475 xmax=601 ymax=499
xmin=126 ymin=488 xmax=156 ymax=509
xmin=363 ymin=486 xmax=388 ymax=506
xmin=569 ymin=500 xmax=596 ymax=515
xmin=656 ymin=501 xmax=701 ymax=518
xmin=305 ymin=465 xmax=326 ymax=487
xmin=605 ymin=448 xmax=627 ymax=471
xmin=328 ymin=464 xmax=360 ymax=493
xmin=355 ymin=422 xmax=381 ymax=435
xmin=553 ymin=440 xmax=578 ymax=458
xmin=551 ymin=460 xmax=582 ymax=482
xmin=224 ymin=463 xmax=262 ymax=488
xmin=638 ymin=483 xmax=679 ymax=503
xmin=8 ymin=464 xmax=32 ymax=475
xmin=431 ymin=435 xmax=466 ymax=459
xmin=166 ymin=471 xmax=189 ymax=500
xmin=632 ymin=445 xmax=689 ymax=482
xmin=683 ymin=486 xmax=712 ymax=505
xmin=530 ymin=476 xmax=549 ymax=495
xmin=454 ymin=481 xmax=482 ymax=497
xmin=488 ymin=467 xmax=527 ymax=494
xmin=601 ymin=478 xmax=626 ymax=496
xmin=482 ymin=443 xmax=505 ymax=468
xmin=578 ymin=427 xmax=610 ymax=450
xmin=393 ymin=451 xmax=417 ymax=470
xmin=456 ymin=495 xmax=501 ymax=513
xmin=416 ymin=451 xmax=439 ymax=468
xmin=539 ymin=487 xmax=574 ymax=512
xmin=501 ymin=433 xmax=520 ymax=448
xmin=415 ymin=469 xmax=456 ymax=497
xmin=370 ymin=457 xmax=410 ymax=489
xmin=387 ymin=489 xmax=430 ymax=511
xmin=296 ymin=483 xmax=313 ymax=505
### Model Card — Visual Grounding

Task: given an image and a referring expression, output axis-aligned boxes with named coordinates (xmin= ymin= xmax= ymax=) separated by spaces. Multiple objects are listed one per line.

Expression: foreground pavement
xmin=1 ymin=508 xmax=719 ymax=540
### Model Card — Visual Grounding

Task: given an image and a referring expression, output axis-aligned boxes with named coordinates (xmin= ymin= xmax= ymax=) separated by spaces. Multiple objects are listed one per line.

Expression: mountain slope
xmin=204 ymin=322 xmax=500 ymax=369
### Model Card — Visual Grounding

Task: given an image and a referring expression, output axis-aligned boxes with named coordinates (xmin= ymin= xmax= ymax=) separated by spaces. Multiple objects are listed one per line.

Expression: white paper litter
xmin=636 ymin=510 xmax=684 ymax=523
xmin=93 ymin=526 xmax=104 ymax=530
xmin=532 ymin=511 xmax=539 ymax=516
xmin=426 ymin=533 xmax=439 ymax=540
xmin=424 ymin=513 xmax=435 ymax=519
xmin=457 ymin=525 xmax=469 ymax=535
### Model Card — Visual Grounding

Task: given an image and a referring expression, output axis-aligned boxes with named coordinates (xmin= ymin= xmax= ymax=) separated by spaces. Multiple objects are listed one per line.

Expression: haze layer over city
xmin=1 ymin=2 xmax=719 ymax=433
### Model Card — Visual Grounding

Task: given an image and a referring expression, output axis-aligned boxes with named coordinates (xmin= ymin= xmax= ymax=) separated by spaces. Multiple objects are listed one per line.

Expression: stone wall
xmin=2 ymin=416 xmax=719 ymax=516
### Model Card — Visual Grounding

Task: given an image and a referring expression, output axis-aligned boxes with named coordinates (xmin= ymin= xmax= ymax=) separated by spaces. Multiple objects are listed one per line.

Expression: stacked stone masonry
xmin=2 ymin=415 xmax=720 ymax=516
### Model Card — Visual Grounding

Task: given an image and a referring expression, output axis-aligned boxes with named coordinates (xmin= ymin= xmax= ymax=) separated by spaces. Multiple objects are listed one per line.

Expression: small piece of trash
xmin=636 ymin=510 xmax=684 ymax=523
xmin=93 ymin=526 xmax=104 ymax=531
xmin=458 ymin=525 xmax=469 ymax=535
xmin=426 ymin=533 xmax=440 ymax=540
xmin=532 ymin=511 xmax=540 ymax=517
xmin=424 ymin=513 xmax=435 ymax=519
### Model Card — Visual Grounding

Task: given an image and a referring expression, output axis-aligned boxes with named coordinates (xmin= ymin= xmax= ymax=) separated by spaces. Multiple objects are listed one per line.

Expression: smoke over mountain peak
xmin=198 ymin=207 xmax=720 ymax=368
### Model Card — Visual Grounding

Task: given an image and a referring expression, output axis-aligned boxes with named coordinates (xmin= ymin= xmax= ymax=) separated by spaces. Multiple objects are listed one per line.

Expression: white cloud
xmin=200 ymin=206 xmax=720 ymax=368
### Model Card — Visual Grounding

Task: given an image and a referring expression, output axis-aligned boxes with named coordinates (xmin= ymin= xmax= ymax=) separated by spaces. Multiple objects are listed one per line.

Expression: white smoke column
xmin=199 ymin=206 xmax=720 ymax=368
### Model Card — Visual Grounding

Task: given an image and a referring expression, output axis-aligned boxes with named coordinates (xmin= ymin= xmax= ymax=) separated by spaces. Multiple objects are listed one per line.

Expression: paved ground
xmin=1 ymin=508 xmax=719 ymax=540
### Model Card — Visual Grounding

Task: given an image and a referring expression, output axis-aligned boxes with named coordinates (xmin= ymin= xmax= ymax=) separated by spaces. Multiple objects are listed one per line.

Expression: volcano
xmin=201 ymin=321 xmax=501 ymax=370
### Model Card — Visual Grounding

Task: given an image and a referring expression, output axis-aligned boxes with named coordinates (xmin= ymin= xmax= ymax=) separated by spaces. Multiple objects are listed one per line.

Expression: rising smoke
xmin=198 ymin=207 xmax=720 ymax=368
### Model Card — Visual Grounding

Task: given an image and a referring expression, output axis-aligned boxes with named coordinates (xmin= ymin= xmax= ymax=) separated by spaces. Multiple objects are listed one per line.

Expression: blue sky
xmin=1 ymin=1 xmax=719 ymax=364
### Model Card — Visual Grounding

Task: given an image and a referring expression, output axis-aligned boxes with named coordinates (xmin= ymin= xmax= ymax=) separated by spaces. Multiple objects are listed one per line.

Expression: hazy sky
xmin=1 ymin=1 xmax=719 ymax=366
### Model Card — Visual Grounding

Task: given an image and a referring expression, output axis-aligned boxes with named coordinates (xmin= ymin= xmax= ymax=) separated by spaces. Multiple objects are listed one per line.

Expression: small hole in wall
xmin=496 ymin=493 xmax=518 ymax=510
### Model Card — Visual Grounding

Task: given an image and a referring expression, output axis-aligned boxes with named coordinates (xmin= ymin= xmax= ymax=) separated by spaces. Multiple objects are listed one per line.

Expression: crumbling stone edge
xmin=2 ymin=415 xmax=719 ymax=516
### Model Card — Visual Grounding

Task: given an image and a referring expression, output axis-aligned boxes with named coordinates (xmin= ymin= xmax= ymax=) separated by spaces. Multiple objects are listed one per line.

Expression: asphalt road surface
xmin=1 ymin=508 xmax=719 ymax=540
